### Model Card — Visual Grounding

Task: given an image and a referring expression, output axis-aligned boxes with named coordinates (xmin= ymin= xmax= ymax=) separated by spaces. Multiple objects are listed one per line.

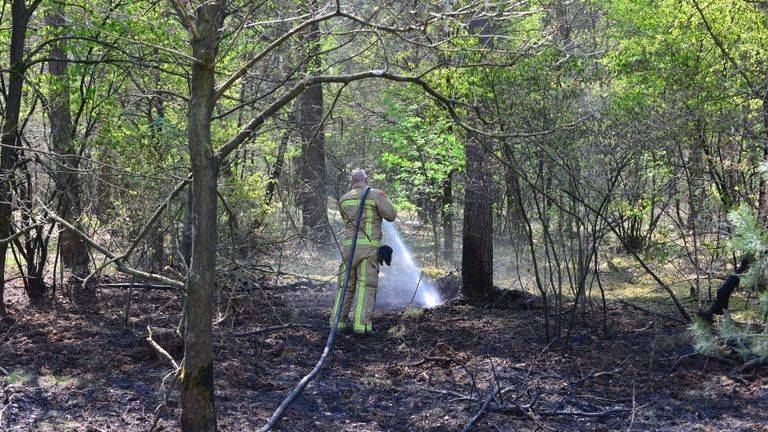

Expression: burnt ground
xmin=1 ymin=274 xmax=767 ymax=432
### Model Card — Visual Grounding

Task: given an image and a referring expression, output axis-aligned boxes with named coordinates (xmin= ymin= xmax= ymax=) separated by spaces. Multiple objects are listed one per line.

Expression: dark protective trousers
xmin=330 ymin=245 xmax=379 ymax=334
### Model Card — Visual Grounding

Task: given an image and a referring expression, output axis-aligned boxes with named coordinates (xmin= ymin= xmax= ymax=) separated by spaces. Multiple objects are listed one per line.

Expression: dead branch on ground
xmin=231 ymin=324 xmax=308 ymax=337
xmin=146 ymin=326 xmax=180 ymax=371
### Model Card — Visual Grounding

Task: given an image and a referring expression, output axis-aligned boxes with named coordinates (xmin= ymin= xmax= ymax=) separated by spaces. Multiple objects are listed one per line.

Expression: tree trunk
xmin=460 ymin=17 xmax=495 ymax=299
xmin=461 ymin=136 xmax=494 ymax=298
xmin=179 ymin=2 xmax=225 ymax=430
xmin=47 ymin=5 xmax=90 ymax=282
xmin=1 ymin=0 xmax=38 ymax=312
xmin=759 ymin=87 xmax=768 ymax=228
xmin=297 ymin=13 xmax=331 ymax=242
xmin=146 ymin=63 xmax=167 ymax=271
xmin=255 ymin=103 xmax=298 ymax=229
xmin=181 ymin=186 xmax=193 ymax=267
xmin=442 ymin=171 xmax=454 ymax=261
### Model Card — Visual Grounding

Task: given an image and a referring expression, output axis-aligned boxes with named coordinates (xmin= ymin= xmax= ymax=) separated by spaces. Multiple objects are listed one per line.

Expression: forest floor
xmin=1 ymin=266 xmax=767 ymax=431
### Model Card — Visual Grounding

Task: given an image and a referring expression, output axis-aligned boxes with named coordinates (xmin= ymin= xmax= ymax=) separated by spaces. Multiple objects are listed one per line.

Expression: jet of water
xmin=377 ymin=221 xmax=442 ymax=309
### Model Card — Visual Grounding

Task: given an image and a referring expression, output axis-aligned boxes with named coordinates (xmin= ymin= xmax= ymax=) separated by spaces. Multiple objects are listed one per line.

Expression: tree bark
xmin=1 ymin=0 xmax=39 ymax=311
xmin=297 ymin=8 xmax=331 ymax=242
xmin=759 ymin=86 xmax=768 ymax=228
xmin=461 ymin=18 xmax=494 ymax=299
xmin=442 ymin=171 xmax=454 ymax=261
xmin=147 ymin=62 xmax=167 ymax=271
xmin=47 ymin=5 xmax=90 ymax=282
xmin=179 ymin=1 xmax=225 ymax=430
xmin=181 ymin=186 xmax=193 ymax=267
xmin=254 ymin=104 xmax=298 ymax=229
xmin=461 ymin=136 xmax=494 ymax=298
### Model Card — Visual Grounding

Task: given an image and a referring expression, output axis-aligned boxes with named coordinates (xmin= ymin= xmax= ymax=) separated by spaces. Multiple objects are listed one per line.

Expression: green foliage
xmin=689 ymin=318 xmax=721 ymax=356
xmin=729 ymin=205 xmax=768 ymax=290
xmin=376 ymin=99 xmax=463 ymax=208
xmin=3 ymin=369 xmax=37 ymax=386
xmin=603 ymin=0 xmax=767 ymax=103
xmin=690 ymin=205 xmax=768 ymax=361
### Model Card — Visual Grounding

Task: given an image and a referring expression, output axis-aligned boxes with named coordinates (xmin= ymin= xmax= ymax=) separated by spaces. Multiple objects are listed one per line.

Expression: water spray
xmin=380 ymin=221 xmax=442 ymax=308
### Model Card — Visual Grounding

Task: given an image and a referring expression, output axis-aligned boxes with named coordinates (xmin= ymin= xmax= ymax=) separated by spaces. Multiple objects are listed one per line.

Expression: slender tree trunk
xmin=179 ymin=2 xmax=225 ymax=430
xmin=442 ymin=171 xmax=454 ymax=261
xmin=429 ymin=201 xmax=441 ymax=263
xmin=255 ymin=103 xmax=298 ymax=229
xmin=504 ymin=167 xmax=526 ymax=242
xmin=181 ymin=186 xmax=193 ymax=267
xmin=687 ymin=124 xmax=707 ymax=229
xmin=297 ymin=9 xmax=331 ymax=242
xmin=1 ymin=0 xmax=38 ymax=312
xmin=461 ymin=135 xmax=493 ymax=298
xmin=147 ymin=65 xmax=167 ymax=271
xmin=47 ymin=5 xmax=90 ymax=283
xmin=759 ymin=87 xmax=768 ymax=228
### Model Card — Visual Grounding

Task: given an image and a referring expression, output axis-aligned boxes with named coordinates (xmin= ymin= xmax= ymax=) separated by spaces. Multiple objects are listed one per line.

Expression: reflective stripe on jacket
xmin=339 ymin=186 xmax=397 ymax=246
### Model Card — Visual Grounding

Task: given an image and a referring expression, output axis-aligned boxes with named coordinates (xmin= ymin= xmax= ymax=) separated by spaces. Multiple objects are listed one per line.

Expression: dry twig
xmin=231 ymin=324 xmax=307 ymax=337
xmin=146 ymin=326 xmax=180 ymax=371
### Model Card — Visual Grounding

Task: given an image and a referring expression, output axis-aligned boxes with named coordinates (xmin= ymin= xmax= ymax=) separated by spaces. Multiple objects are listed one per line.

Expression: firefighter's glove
xmin=378 ymin=245 xmax=393 ymax=266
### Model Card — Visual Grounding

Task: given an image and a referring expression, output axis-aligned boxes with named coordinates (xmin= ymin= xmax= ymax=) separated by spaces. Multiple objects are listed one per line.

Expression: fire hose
xmin=258 ymin=186 xmax=371 ymax=431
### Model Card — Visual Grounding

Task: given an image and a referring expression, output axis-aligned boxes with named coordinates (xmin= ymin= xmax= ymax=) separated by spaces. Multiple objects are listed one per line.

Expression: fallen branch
xmin=97 ymin=283 xmax=179 ymax=291
xmin=231 ymin=324 xmax=307 ymax=337
xmin=426 ymin=387 xmax=473 ymax=401
xmin=44 ymin=208 xmax=184 ymax=290
xmin=240 ymin=265 xmax=331 ymax=287
xmin=279 ymin=281 xmax=314 ymax=290
xmin=733 ymin=355 xmax=767 ymax=375
xmin=630 ymin=321 xmax=655 ymax=333
xmin=0 ymin=366 xmax=8 ymax=376
xmin=461 ymin=387 xmax=496 ymax=432
xmin=668 ymin=352 xmax=699 ymax=373
xmin=486 ymin=402 xmax=627 ymax=418
xmin=403 ymin=356 xmax=452 ymax=367
xmin=538 ymin=407 xmax=629 ymax=417
xmin=163 ymin=266 xmax=185 ymax=282
xmin=146 ymin=326 xmax=180 ymax=371
xmin=573 ymin=367 xmax=623 ymax=385
xmin=488 ymin=403 xmax=630 ymax=419
xmin=432 ymin=384 xmax=628 ymax=422
xmin=616 ymin=299 xmax=687 ymax=324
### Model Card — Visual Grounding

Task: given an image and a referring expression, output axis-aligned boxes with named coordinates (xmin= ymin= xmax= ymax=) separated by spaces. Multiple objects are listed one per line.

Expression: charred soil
xmin=1 ymin=276 xmax=766 ymax=431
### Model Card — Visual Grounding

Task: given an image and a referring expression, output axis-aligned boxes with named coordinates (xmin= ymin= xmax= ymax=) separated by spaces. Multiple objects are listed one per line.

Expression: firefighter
xmin=330 ymin=169 xmax=397 ymax=336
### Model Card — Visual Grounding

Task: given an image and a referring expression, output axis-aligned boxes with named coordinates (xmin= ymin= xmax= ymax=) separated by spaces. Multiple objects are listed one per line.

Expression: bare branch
xmin=0 ymin=223 xmax=44 ymax=245
xmin=168 ymin=0 xmax=201 ymax=40
xmin=123 ymin=175 xmax=191 ymax=258
xmin=214 ymin=9 xmax=340 ymax=101
xmin=217 ymin=68 xmax=570 ymax=163
xmin=147 ymin=326 xmax=180 ymax=370
xmin=43 ymin=204 xmax=184 ymax=289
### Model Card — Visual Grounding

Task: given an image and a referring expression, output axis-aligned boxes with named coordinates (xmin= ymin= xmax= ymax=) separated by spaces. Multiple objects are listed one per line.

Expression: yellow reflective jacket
xmin=339 ymin=186 xmax=397 ymax=247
